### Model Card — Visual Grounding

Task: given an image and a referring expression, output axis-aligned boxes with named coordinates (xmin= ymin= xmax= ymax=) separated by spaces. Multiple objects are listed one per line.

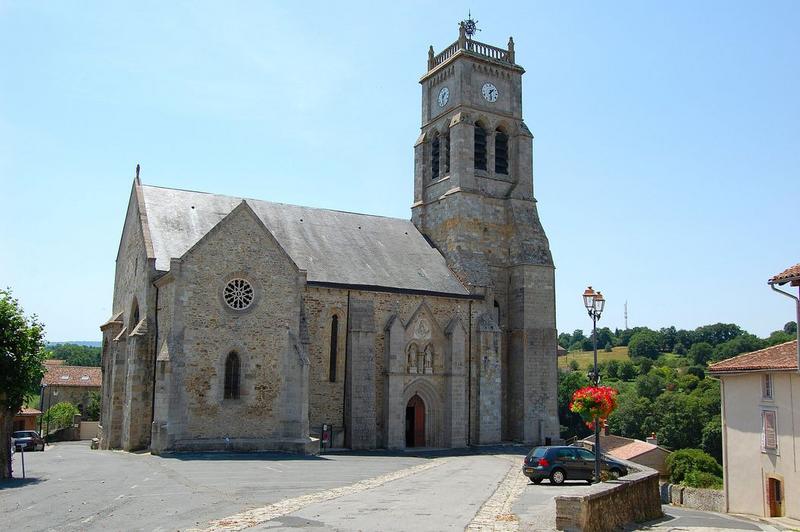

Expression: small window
xmin=329 ymin=315 xmax=339 ymax=383
xmin=431 ymin=133 xmax=440 ymax=180
xmin=762 ymin=410 xmax=777 ymax=451
xmin=762 ymin=374 xmax=773 ymax=399
xmin=224 ymin=352 xmax=241 ymax=400
xmin=495 ymin=129 xmax=508 ymax=174
xmin=474 ymin=124 xmax=487 ymax=171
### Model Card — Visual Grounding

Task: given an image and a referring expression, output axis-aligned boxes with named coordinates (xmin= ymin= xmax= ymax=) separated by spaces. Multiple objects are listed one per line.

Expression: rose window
xmin=224 ymin=279 xmax=254 ymax=310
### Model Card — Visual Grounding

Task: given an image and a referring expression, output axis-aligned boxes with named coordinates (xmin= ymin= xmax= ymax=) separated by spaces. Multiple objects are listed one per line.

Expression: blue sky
xmin=1 ymin=1 xmax=798 ymax=341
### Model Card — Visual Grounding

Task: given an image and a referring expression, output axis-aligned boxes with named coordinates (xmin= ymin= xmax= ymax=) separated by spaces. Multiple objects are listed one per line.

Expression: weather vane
xmin=463 ymin=10 xmax=480 ymax=39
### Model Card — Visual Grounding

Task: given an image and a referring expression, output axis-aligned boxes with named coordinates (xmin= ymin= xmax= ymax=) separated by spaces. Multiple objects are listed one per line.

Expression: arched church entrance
xmin=405 ymin=394 xmax=426 ymax=447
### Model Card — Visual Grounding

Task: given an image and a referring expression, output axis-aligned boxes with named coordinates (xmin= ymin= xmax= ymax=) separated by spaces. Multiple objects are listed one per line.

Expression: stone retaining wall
xmin=555 ymin=461 xmax=662 ymax=531
xmin=661 ymin=483 xmax=725 ymax=513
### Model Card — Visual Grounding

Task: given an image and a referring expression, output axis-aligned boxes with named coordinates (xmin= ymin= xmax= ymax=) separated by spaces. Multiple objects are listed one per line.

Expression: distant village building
xmin=579 ymin=428 xmax=671 ymax=477
xmin=709 ymin=262 xmax=800 ymax=519
xmin=99 ymin=22 xmax=560 ymax=454
xmin=13 ymin=407 xmax=42 ymax=432
xmin=41 ymin=361 xmax=102 ymax=418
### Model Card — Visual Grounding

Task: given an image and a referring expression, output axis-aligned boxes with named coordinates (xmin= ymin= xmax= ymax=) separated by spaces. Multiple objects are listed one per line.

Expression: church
xmin=99 ymin=21 xmax=559 ymax=453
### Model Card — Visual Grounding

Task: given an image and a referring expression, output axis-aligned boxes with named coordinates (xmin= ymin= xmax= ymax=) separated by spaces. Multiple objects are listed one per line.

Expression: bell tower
xmin=411 ymin=21 xmax=558 ymax=445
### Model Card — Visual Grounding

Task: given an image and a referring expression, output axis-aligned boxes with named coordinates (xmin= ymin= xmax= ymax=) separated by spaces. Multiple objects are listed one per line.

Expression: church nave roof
xmin=139 ymin=184 xmax=470 ymax=297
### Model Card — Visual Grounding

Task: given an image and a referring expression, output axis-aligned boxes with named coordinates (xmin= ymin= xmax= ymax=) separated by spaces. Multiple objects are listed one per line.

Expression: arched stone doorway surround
xmin=401 ymin=378 xmax=443 ymax=448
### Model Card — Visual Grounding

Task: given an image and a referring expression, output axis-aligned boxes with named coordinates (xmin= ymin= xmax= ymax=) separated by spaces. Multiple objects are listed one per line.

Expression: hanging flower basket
xmin=569 ymin=386 xmax=619 ymax=429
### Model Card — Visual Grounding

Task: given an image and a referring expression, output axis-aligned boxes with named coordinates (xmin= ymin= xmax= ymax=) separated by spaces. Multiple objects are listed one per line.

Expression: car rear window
xmin=528 ymin=447 xmax=547 ymax=459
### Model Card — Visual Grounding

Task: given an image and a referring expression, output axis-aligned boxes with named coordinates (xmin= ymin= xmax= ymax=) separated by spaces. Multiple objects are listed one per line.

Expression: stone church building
xmin=99 ymin=23 xmax=558 ymax=453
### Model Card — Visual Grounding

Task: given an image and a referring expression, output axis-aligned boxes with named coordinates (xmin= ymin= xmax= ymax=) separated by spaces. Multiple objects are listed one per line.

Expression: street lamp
xmin=583 ymin=286 xmax=605 ymax=483
xmin=38 ymin=384 xmax=46 ymax=435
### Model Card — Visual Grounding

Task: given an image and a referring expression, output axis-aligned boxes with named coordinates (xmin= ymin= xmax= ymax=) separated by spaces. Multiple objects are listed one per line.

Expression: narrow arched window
xmin=329 ymin=315 xmax=339 ymax=383
xmin=224 ymin=352 xmax=240 ymax=400
xmin=431 ymin=133 xmax=440 ymax=180
xmin=443 ymin=133 xmax=450 ymax=175
xmin=474 ymin=124 xmax=487 ymax=170
xmin=495 ymin=129 xmax=508 ymax=174
xmin=131 ymin=300 xmax=140 ymax=328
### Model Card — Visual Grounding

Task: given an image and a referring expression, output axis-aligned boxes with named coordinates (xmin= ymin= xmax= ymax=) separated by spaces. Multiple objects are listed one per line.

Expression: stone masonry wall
xmin=161 ymin=204 xmax=308 ymax=450
xmin=556 ymin=464 xmax=663 ymax=531
xmin=304 ymin=286 xmax=480 ymax=449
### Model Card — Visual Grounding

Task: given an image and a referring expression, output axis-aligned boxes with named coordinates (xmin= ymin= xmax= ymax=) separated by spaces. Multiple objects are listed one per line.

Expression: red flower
xmin=569 ymin=385 xmax=619 ymax=429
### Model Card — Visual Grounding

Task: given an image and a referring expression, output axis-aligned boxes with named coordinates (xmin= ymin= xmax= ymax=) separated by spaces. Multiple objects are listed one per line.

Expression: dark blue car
xmin=522 ymin=445 xmax=628 ymax=484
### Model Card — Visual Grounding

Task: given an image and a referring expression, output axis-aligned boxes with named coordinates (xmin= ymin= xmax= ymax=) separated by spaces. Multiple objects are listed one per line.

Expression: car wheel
xmin=532 ymin=478 xmax=542 ymax=485
xmin=609 ymin=468 xmax=621 ymax=479
xmin=550 ymin=468 xmax=566 ymax=485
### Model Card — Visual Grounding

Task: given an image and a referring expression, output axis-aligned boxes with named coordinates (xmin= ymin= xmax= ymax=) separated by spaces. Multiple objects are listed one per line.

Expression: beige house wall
xmin=721 ymin=371 xmax=800 ymax=519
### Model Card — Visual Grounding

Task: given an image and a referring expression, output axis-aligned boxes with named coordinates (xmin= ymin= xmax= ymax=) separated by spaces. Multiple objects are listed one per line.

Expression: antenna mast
xmin=624 ymin=301 xmax=628 ymax=330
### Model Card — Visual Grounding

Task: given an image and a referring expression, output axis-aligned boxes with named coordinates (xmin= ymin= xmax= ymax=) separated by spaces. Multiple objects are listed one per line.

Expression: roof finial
xmin=463 ymin=11 xmax=480 ymax=40
xmin=135 ymin=163 xmax=140 ymax=180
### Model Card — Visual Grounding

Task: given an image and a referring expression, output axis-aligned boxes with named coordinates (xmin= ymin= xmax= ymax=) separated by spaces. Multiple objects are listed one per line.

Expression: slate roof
xmin=42 ymin=365 xmax=102 ymax=388
xmin=769 ymin=263 xmax=800 ymax=285
xmin=140 ymin=185 xmax=470 ymax=297
xmin=708 ymin=340 xmax=798 ymax=374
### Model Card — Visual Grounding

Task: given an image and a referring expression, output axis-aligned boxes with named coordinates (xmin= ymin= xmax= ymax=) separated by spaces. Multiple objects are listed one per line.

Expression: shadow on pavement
xmin=0 ymin=477 xmax=45 ymax=491
xmin=158 ymin=451 xmax=331 ymax=462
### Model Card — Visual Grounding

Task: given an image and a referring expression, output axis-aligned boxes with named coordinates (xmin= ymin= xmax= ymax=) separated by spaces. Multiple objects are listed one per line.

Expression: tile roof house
xmin=578 ymin=429 xmax=671 ymax=477
xmin=41 ymin=364 xmax=102 ymax=418
xmin=13 ymin=407 xmax=42 ymax=432
xmin=708 ymin=262 xmax=800 ymax=519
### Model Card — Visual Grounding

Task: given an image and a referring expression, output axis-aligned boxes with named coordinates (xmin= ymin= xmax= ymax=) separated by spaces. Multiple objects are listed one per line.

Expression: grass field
xmin=557 ymin=346 xmax=630 ymax=370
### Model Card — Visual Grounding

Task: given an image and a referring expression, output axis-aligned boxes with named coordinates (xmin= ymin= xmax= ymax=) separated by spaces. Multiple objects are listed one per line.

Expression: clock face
xmin=481 ymin=82 xmax=498 ymax=103
xmin=437 ymin=87 xmax=449 ymax=108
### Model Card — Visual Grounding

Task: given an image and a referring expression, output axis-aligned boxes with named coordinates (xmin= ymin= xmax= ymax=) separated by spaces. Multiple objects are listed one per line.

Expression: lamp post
xmin=582 ymin=286 xmax=605 ymax=483
xmin=38 ymin=384 xmax=46 ymax=435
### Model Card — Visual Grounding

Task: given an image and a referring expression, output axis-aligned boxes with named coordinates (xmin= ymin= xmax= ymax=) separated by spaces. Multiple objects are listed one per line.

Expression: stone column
xmin=477 ymin=314 xmax=502 ymax=444
xmin=345 ymin=298 xmax=376 ymax=449
xmin=508 ymin=264 xmax=558 ymax=444
xmin=444 ymin=318 xmax=468 ymax=448
xmin=383 ymin=316 xmax=406 ymax=449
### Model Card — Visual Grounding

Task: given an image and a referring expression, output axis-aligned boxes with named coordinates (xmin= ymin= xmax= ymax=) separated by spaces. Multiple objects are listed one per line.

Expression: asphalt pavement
xmin=1 ymin=441 xmax=782 ymax=531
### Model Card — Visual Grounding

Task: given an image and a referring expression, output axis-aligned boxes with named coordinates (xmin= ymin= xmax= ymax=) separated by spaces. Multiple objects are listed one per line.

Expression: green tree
xmin=701 ymin=415 xmax=722 ymax=463
xmin=47 ymin=343 xmax=101 ymax=366
xmin=607 ymin=394 xmax=653 ymax=440
xmin=766 ymin=330 xmax=794 ymax=346
xmin=42 ymin=402 xmax=80 ymax=433
xmin=558 ymin=370 xmax=591 ymax=439
xmin=568 ymin=359 xmax=579 ymax=371
xmin=687 ymin=342 xmax=714 ymax=365
xmin=1 ymin=289 xmax=47 ymax=478
xmin=558 ymin=332 xmax=571 ymax=349
xmin=606 ymin=359 xmax=620 ymax=379
xmin=619 ymin=360 xmax=637 ymax=381
xmin=628 ymin=330 xmax=662 ymax=359
xmin=686 ymin=366 xmax=705 ymax=380
xmin=651 ymin=393 xmax=707 ymax=449
xmin=784 ymin=321 xmax=797 ymax=335
xmin=85 ymin=392 xmax=101 ymax=422
xmin=666 ymin=448 xmax=722 ymax=484
xmin=692 ymin=323 xmax=743 ymax=346
xmin=677 ymin=374 xmax=700 ymax=392
xmin=635 ymin=372 xmax=665 ymax=401
xmin=637 ymin=357 xmax=653 ymax=375
xmin=712 ymin=334 xmax=766 ymax=362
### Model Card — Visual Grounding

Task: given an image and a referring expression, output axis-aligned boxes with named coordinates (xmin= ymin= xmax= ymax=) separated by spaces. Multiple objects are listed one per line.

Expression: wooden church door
xmin=405 ymin=395 xmax=426 ymax=448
